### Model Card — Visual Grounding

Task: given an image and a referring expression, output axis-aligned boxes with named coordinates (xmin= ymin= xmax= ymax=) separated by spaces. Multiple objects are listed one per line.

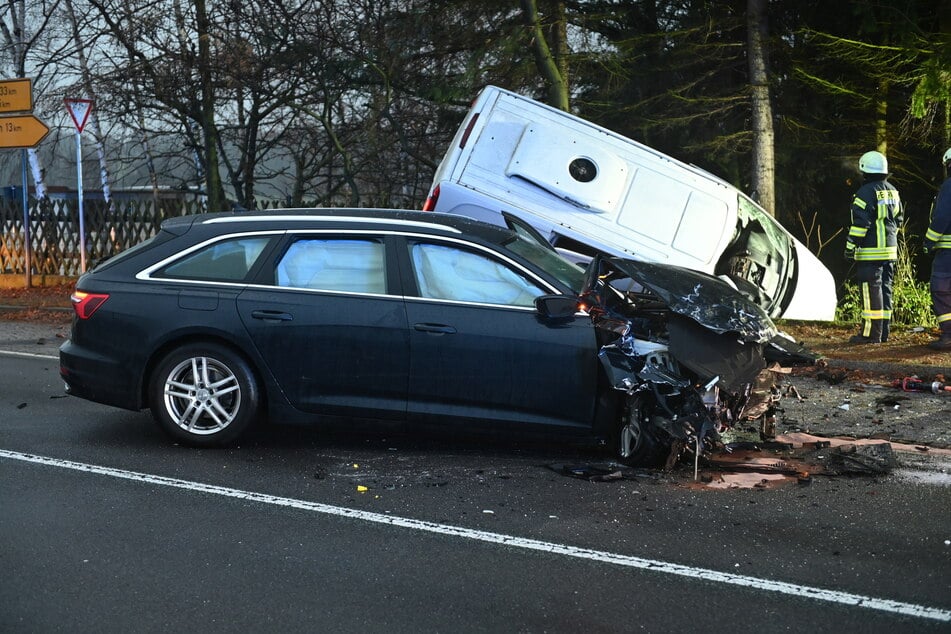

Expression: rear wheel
xmin=150 ymin=343 xmax=260 ymax=446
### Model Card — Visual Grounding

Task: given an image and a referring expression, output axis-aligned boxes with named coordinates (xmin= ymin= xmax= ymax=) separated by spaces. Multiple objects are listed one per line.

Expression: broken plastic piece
xmin=824 ymin=443 xmax=896 ymax=475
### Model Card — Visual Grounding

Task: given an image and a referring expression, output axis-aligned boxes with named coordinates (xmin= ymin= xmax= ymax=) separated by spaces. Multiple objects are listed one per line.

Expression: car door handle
xmin=414 ymin=323 xmax=457 ymax=334
xmin=251 ymin=310 xmax=294 ymax=322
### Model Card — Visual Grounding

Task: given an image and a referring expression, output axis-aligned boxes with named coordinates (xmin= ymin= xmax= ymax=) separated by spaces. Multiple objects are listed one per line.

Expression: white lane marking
xmin=1 ymin=449 xmax=948 ymax=623
xmin=0 ymin=350 xmax=59 ymax=360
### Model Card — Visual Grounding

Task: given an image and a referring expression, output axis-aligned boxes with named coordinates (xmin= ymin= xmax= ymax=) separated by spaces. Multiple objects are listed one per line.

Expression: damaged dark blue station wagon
xmin=60 ymin=209 xmax=811 ymax=465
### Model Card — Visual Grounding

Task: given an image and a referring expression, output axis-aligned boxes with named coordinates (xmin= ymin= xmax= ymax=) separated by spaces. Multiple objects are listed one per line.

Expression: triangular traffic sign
xmin=65 ymin=98 xmax=94 ymax=133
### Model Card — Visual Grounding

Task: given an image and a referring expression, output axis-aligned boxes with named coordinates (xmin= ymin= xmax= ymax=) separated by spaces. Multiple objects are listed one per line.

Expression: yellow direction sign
xmin=0 ymin=114 xmax=50 ymax=148
xmin=0 ymin=78 xmax=32 ymax=113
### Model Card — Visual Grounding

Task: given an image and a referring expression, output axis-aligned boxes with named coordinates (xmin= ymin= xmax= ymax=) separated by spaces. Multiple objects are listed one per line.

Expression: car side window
xmin=410 ymin=242 xmax=544 ymax=307
xmin=160 ymin=236 xmax=270 ymax=281
xmin=276 ymin=238 xmax=385 ymax=294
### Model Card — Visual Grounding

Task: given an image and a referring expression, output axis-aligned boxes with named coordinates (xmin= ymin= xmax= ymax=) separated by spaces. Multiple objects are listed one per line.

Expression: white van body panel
xmin=427 ymin=86 xmax=837 ymax=321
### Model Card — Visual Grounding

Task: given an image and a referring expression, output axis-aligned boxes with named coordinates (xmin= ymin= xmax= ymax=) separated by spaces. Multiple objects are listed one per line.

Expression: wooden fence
xmin=0 ymin=198 xmax=294 ymax=277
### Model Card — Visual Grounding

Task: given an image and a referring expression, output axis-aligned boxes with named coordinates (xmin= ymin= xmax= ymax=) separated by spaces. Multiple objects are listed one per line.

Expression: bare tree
xmin=84 ymin=0 xmax=228 ymax=211
xmin=0 ymin=0 xmax=63 ymax=200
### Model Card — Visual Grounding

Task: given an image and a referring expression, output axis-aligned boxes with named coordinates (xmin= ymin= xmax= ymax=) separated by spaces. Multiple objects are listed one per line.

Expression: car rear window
xmin=158 ymin=236 xmax=271 ymax=282
xmin=87 ymin=230 xmax=176 ymax=272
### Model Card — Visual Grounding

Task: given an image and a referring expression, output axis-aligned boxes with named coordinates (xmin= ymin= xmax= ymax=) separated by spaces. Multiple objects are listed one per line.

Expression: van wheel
xmin=613 ymin=394 xmax=662 ymax=467
xmin=150 ymin=343 xmax=260 ymax=446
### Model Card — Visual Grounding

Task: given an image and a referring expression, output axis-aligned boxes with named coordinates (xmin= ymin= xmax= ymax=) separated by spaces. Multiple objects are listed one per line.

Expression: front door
xmin=402 ymin=239 xmax=598 ymax=430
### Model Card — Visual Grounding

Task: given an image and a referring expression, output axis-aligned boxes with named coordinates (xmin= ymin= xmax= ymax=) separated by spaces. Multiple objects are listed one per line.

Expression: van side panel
xmin=674 ymin=193 xmax=731 ymax=262
xmin=454 ymin=91 xmax=734 ymax=271
xmin=615 ymin=168 xmax=728 ymax=265
xmin=427 ymin=85 xmax=838 ymax=320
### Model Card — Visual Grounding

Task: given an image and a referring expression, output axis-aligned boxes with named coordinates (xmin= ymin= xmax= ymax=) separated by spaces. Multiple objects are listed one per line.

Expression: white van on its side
xmin=423 ymin=85 xmax=836 ymax=321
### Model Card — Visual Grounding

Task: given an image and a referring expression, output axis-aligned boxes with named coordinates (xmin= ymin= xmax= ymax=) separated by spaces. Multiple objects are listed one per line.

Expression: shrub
xmin=836 ymin=279 xmax=935 ymax=326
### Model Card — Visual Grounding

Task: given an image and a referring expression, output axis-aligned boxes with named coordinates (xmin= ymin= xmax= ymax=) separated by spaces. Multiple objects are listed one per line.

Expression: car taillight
xmin=459 ymin=112 xmax=479 ymax=149
xmin=71 ymin=291 xmax=109 ymax=319
xmin=422 ymin=184 xmax=440 ymax=211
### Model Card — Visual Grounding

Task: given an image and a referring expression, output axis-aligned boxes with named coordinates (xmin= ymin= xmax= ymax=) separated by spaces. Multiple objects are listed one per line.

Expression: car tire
xmin=613 ymin=393 xmax=662 ymax=467
xmin=150 ymin=342 xmax=261 ymax=446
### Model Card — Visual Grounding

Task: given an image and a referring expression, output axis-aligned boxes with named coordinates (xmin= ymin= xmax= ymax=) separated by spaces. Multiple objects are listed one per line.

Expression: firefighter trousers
xmin=931 ymin=250 xmax=951 ymax=335
xmin=855 ymin=260 xmax=893 ymax=341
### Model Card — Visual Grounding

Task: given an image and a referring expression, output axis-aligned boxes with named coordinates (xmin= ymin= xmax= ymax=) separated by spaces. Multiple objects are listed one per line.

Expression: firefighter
xmin=844 ymin=150 xmax=903 ymax=344
xmin=923 ymin=148 xmax=951 ymax=351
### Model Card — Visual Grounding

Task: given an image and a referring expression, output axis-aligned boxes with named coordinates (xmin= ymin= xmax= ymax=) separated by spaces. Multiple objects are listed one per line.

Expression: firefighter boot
xmin=927 ymin=328 xmax=951 ymax=351
xmin=881 ymin=319 xmax=890 ymax=343
xmin=849 ymin=320 xmax=883 ymax=344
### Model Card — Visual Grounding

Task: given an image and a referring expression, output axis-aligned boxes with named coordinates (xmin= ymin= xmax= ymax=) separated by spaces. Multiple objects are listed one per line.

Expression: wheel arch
xmin=140 ymin=333 xmax=269 ymax=417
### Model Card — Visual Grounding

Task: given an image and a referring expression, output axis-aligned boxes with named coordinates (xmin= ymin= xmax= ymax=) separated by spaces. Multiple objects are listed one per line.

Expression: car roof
xmin=162 ymin=208 xmax=516 ymax=244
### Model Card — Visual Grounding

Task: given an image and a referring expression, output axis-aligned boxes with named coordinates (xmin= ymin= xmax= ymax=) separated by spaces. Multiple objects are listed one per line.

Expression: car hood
xmin=581 ymin=256 xmax=777 ymax=344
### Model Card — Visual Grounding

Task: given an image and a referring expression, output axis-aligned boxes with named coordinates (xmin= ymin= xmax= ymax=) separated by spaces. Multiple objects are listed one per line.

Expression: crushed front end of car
xmin=580 ymin=255 xmax=816 ymax=467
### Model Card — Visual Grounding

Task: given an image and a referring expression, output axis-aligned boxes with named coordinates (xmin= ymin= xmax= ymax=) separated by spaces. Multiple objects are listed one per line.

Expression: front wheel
xmin=612 ymin=393 xmax=663 ymax=467
xmin=149 ymin=343 xmax=260 ymax=446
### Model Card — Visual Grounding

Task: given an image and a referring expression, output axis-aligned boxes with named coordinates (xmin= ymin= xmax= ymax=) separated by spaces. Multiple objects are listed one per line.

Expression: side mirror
xmin=534 ymin=294 xmax=579 ymax=319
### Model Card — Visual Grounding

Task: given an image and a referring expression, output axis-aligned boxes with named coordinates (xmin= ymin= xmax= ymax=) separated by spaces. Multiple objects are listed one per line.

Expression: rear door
xmin=237 ymin=233 xmax=409 ymax=419
xmin=398 ymin=236 xmax=599 ymax=431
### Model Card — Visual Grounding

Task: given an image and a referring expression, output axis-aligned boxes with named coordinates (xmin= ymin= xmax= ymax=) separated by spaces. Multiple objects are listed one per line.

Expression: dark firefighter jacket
xmin=846 ymin=179 xmax=902 ymax=261
xmin=925 ymin=178 xmax=951 ymax=252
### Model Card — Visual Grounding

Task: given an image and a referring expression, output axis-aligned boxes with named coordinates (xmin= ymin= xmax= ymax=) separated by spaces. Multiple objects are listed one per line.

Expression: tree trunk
xmin=943 ymin=4 xmax=951 ymax=149
xmin=194 ymin=0 xmax=227 ymax=212
xmin=520 ymin=0 xmax=569 ymax=111
xmin=747 ymin=0 xmax=775 ymax=216
xmin=26 ymin=150 xmax=47 ymax=199
xmin=875 ymin=79 xmax=888 ymax=155
xmin=131 ymin=80 xmax=162 ymax=212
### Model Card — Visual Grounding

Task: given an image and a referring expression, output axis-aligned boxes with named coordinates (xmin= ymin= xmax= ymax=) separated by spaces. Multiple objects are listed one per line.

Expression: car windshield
xmin=503 ymin=232 xmax=585 ymax=292
xmin=714 ymin=195 xmax=796 ymax=315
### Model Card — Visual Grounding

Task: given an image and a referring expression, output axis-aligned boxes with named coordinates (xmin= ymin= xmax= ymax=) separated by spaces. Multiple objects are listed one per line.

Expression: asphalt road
xmin=1 ymin=340 xmax=950 ymax=632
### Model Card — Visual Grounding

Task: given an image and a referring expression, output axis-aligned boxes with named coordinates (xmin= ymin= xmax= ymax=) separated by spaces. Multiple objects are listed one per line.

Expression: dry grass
xmin=779 ymin=321 xmax=949 ymax=372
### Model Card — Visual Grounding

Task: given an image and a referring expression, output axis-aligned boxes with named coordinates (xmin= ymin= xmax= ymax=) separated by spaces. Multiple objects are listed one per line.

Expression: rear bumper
xmin=59 ymin=340 xmax=144 ymax=411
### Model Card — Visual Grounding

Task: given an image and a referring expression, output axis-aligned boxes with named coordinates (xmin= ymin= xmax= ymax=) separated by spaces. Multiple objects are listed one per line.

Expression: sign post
xmin=0 ymin=78 xmax=49 ymax=288
xmin=21 ymin=149 xmax=29 ymax=287
xmin=65 ymin=98 xmax=93 ymax=273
